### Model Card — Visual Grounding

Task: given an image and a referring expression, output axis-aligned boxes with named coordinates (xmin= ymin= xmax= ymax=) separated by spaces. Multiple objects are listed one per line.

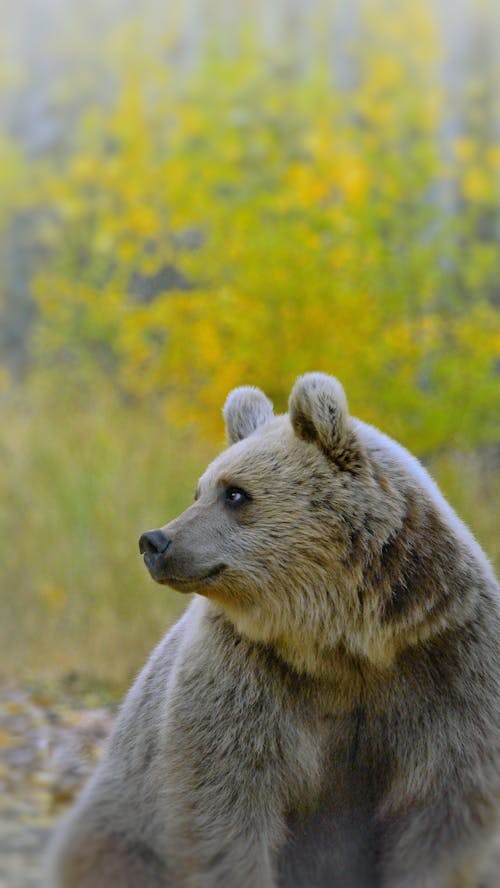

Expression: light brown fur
xmin=46 ymin=373 xmax=500 ymax=887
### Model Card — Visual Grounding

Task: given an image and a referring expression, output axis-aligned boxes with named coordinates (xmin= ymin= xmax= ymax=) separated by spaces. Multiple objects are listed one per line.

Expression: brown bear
xmin=46 ymin=373 xmax=500 ymax=887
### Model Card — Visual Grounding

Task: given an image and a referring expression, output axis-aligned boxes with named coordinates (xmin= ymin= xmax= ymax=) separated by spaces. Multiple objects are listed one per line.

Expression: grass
xmin=1 ymin=378 xmax=498 ymax=690
xmin=0 ymin=378 xmax=218 ymax=689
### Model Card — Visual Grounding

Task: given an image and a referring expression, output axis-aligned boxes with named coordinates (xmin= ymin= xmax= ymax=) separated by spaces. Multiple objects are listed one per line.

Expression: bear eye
xmin=224 ymin=486 xmax=250 ymax=507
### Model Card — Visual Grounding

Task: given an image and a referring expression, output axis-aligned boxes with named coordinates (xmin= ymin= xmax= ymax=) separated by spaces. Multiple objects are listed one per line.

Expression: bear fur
xmin=46 ymin=373 xmax=500 ymax=887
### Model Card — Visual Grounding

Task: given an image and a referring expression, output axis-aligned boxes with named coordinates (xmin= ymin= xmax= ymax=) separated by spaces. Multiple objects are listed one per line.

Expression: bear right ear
xmin=223 ymin=386 xmax=274 ymax=444
xmin=289 ymin=373 xmax=350 ymax=460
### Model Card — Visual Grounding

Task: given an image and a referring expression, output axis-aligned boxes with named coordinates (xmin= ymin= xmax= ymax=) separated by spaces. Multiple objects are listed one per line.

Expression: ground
xmin=0 ymin=683 xmax=115 ymax=888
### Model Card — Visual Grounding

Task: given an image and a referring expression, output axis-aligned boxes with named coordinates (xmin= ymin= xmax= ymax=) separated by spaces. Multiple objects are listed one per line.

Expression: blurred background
xmin=1 ymin=0 xmax=499 ymax=688
xmin=0 ymin=1 xmax=499 ymax=881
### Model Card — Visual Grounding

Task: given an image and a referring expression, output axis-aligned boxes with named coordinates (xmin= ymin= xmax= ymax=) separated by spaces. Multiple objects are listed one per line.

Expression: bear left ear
xmin=289 ymin=373 xmax=350 ymax=459
xmin=223 ymin=386 xmax=274 ymax=444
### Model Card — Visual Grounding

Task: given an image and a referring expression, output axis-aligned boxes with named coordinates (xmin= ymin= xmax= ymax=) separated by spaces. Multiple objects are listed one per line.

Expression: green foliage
xmin=1 ymin=0 xmax=498 ymax=453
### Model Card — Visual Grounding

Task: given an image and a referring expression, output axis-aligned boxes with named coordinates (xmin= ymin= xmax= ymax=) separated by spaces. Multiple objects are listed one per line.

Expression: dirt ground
xmin=0 ymin=685 xmax=114 ymax=888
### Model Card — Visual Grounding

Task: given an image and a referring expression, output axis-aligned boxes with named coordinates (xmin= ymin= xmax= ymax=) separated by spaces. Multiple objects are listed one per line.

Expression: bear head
xmin=140 ymin=373 xmax=481 ymax=673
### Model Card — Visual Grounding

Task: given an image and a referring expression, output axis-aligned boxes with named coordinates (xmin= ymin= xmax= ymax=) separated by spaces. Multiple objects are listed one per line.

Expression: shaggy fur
xmin=46 ymin=373 xmax=500 ymax=887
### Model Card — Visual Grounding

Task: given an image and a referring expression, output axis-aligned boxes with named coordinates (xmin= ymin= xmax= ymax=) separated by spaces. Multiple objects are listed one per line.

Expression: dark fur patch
xmin=365 ymin=491 xmax=460 ymax=626
xmin=293 ymin=407 xmax=319 ymax=445
xmin=333 ymin=433 xmax=366 ymax=475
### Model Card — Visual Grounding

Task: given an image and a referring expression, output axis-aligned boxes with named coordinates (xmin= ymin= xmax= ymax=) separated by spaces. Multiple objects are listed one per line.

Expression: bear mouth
xmin=146 ymin=561 xmax=226 ymax=591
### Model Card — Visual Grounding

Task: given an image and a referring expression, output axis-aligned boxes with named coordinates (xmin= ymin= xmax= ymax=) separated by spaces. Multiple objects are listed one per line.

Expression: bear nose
xmin=138 ymin=529 xmax=171 ymax=556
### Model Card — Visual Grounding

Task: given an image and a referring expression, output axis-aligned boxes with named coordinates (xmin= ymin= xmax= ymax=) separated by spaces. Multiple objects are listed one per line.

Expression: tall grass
xmin=1 ymin=380 xmax=498 ymax=689
xmin=0 ymin=379 xmax=217 ymax=688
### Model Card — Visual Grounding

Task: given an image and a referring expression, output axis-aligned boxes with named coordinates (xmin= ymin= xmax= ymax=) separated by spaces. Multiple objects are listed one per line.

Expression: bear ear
xmin=289 ymin=373 xmax=350 ymax=459
xmin=223 ymin=386 xmax=274 ymax=444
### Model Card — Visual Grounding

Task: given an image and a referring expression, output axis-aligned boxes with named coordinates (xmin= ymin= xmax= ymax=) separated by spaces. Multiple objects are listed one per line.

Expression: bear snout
xmin=139 ymin=523 xmax=227 ymax=591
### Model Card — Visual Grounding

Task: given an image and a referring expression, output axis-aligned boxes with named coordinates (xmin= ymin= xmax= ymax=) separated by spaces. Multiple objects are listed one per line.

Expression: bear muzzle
xmin=138 ymin=528 xmax=226 ymax=589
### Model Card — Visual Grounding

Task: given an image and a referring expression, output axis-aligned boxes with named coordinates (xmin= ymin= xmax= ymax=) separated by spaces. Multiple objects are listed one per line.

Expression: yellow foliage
xmin=462 ymin=168 xmax=492 ymax=202
xmin=335 ymin=155 xmax=370 ymax=205
xmin=1 ymin=0 xmax=499 ymax=455
xmin=453 ymin=138 xmax=477 ymax=162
